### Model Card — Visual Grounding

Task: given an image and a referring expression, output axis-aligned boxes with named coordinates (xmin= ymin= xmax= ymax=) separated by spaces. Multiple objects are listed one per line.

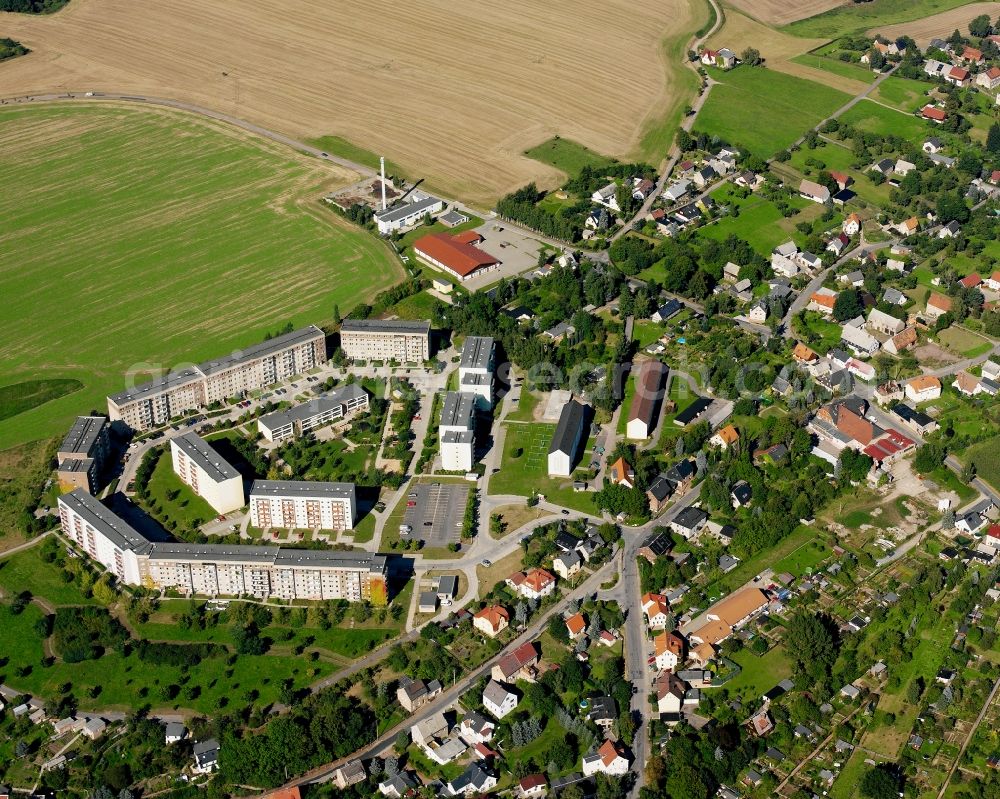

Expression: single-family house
xmin=332 ymin=760 xmax=367 ymax=789
xmin=800 ymin=179 xmax=831 ymax=204
xmin=731 ymin=480 xmax=752 ymax=509
xmin=192 ymin=740 xmax=220 ymax=774
xmin=591 ymin=183 xmax=620 ymax=211
xmin=905 ymin=375 xmax=942 ymax=403
xmin=808 ymin=289 xmax=837 ymax=316
xmin=922 ymin=105 xmax=947 ymax=123
xmin=979 ymin=66 xmax=1000 ymax=89
xmin=582 ymin=740 xmax=631 ymax=777
xmin=517 ymin=775 xmax=548 ymax=798
xmin=709 ymin=423 xmax=739 ymax=450
xmin=663 ymin=179 xmax=691 ymax=202
xmin=895 ymin=159 xmax=916 ymax=176
xmin=609 ymin=456 xmax=635 ymax=488
xmin=655 ymin=671 xmax=687 ymax=715
xmin=642 ymin=592 xmax=671 ymax=628
xmin=447 ymin=763 xmax=497 ymax=796
xmin=565 ymin=611 xmax=586 ymax=640
xmin=939 ymin=220 xmax=961 ymax=238
xmin=379 ymin=772 xmax=418 ymax=799
xmin=483 ymin=680 xmax=519 ymax=719
xmin=653 ymin=631 xmax=686 ymax=670
xmin=165 ymin=722 xmax=187 ymax=744
xmin=884 ymin=326 xmax=918 ymax=354
xmin=883 ymin=287 xmax=907 ymax=305
xmin=553 ymin=550 xmax=583 ymax=579
xmin=924 ymin=137 xmax=944 ymax=153
xmin=867 ymin=308 xmax=905 ymax=335
xmin=492 ymin=641 xmax=540 ymax=683
xmin=692 ymin=165 xmax=717 ymax=189
xmin=827 ymin=233 xmax=850 ymax=256
xmin=925 ymin=292 xmax=953 ymax=320
xmin=748 ymin=299 xmax=768 ymax=324
xmin=841 ymin=323 xmax=880 ymax=357
xmin=652 ymin=298 xmax=683 ymax=322
xmin=671 ymin=506 xmax=709 ymax=539
xmin=397 ymin=676 xmax=443 ymax=712
xmin=947 ymin=66 xmax=971 ymax=86
xmin=792 ymin=342 xmax=819 ymax=364
xmin=473 ymin=605 xmax=510 ymax=638
xmin=843 ymin=213 xmax=862 ymax=235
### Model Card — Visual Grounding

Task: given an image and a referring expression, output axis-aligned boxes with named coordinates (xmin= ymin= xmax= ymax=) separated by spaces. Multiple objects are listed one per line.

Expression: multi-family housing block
xmin=339 ymin=319 xmax=431 ymax=362
xmin=257 ymin=383 xmax=369 ymax=442
xmin=248 ymin=480 xmax=356 ymax=531
xmin=439 ymin=391 xmax=477 ymax=472
xmin=57 ymin=489 xmax=385 ymax=602
xmin=458 ymin=336 xmax=495 ymax=409
xmin=169 ymin=432 xmax=245 ymax=514
xmin=56 ymin=415 xmax=111 ymax=494
xmin=107 ymin=326 xmax=326 ymax=431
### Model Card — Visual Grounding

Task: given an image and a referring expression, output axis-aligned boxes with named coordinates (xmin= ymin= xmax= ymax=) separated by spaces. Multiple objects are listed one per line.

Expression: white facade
xmin=258 ymin=384 xmax=369 ymax=442
xmin=458 ymin=336 xmax=495 ymax=409
xmin=340 ymin=319 xmax=431 ymax=362
xmin=249 ymin=480 xmax=355 ymax=531
xmin=375 ymin=195 xmax=444 ymax=234
xmin=483 ymin=681 xmax=518 ymax=719
xmin=169 ymin=433 xmax=244 ymax=514
xmin=58 ymin=491 xmax=146 ymax=585
xmin=440 ymin=391 xmax=477 ymax=472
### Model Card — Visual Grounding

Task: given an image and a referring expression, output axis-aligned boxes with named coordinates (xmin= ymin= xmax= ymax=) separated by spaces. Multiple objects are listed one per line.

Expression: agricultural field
xmin=694 ymin=66 xmax=850 ymax=157
xmin=862 ymin=1 xmax=1000 ymax=47
xmin=835 ymin=99 xmax=931 ymax=141
xmin=0 ymin=103 xmax=400 ymax=451
xmin=0 ymin=0 xmax=704 ymax=204
xmin=785 ymin=0 xmax=982 ymax=39
xmin=790 ymin=53 xmax=876 ymax=84
xmin=725 ymin=0 xmax=843 ymax=26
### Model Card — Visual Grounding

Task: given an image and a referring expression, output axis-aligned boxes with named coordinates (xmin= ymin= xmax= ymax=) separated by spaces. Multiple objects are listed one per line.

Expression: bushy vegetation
xmin=52 ymin=607 xmax=128 ymax=663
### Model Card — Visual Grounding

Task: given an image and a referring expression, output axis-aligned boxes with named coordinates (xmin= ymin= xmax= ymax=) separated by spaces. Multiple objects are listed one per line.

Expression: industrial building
xmin=169 ymin=432 xmax=245 ymax=514
xmin=57 ymin=489 xmax=384 ymax=602
xmin=257 ymin=384 xmax=370 ymax=442
xmin=249 ymin=480 xmax=356 ymax=531
xmin=413 ymin=232 xmax=501 ymax=282
xmin=374 ymin=194 xmax=444 ymax=234
xmin=107 ymin=326 xmax=327 ymax=431
xmin=56 ymin=416 xmax=111 ymax=494
xmin=339 ymin=319 xmax=431 ymax=362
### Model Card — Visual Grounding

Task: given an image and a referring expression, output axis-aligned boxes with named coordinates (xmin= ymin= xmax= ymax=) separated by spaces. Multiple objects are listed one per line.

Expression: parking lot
xmin=400 ymin=483 xmax=470 ymax=547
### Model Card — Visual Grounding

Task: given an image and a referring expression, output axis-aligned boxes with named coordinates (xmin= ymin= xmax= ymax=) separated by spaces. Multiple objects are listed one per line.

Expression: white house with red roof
xmin=582 ymin=740 xmax=631 ymax=776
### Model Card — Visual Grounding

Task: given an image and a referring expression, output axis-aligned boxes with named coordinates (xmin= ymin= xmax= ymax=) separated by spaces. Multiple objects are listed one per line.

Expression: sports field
xmin=0 ymin=103 xmax=401 ymax=450
xmin=0 ymin=0 xmax=704 ymax=204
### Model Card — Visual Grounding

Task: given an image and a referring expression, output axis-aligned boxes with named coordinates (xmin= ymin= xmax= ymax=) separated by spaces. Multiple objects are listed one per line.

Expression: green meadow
xmin=0 ymin=103 xmax=402 ymax=450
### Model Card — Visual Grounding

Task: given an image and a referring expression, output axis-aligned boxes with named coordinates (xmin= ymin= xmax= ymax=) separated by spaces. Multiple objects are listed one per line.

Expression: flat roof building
xmin=169 ymin=432 xmax=244 ymax=514
xmin=249 ymin=480 xmax=356 ymax=532
xmin=56 ymin=416 xmax=110 ymax=494
xmin=107 ymin=326 xmax=326 ymax=431
xmin=340 ymin=319 xmax=430 ymax=363
xmin=459 ymin=336 xmax=495 ymax=409
xmin=374 ymin=194 xmax=444 ymax=234
xmin=258 ymin=384 xmax=369 ymax=442
xmin=440 ymin=391 xmax=477 ymax=472
xmin=57 ymin=488 xmax=384 ymax=602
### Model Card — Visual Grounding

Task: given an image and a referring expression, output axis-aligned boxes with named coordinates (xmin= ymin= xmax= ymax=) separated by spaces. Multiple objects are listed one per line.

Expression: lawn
xmin=308 ymin=134 xmax=408 ymax=180
xmin=694 ymin=67 xmax=851 ymax=158
xmin=793 ymin=311 xmax=844 ymax=354
xmin=0 ymin=103 xmax=402 ymax=450
xmin=701 ymin=524 xmax=819 ymax=600
xmin=725 ymin=646 xmax=793 ymax=698
xmin=771 ymin=539 xmax=830 ymax=576
xmin=786 ymin=140 xmax=891 ymax=206
xmin=962 ymin=437 xmax=1000 ymax=494
xmin=699 ymin=196 xmax=789 ymax=256
xmin=835 ymin=99 xmax=929 ymax=141
xmin=144 ymin=447 xmax=221 ymax=532
xmin=790 ymin=54 xmax=874 ymax=84
xmin=490 ymin=422 xmax=599 ymax=513
xmin=785 ymin=0 xmax=977 ymax=38
xmin=937 ymin=326 xmax=992 ymax=358
xmin=871 ymin=76 xmax=934 ymax=112
xmin=0 ymin=545 xmax=99 ymax=607
xmin=523 ymin=137 xmax=617 ymax=176
xmin=506 ymin=389 xmax=541 ymax=422
xmin=476 ymin=549 xmax=525 ymax=599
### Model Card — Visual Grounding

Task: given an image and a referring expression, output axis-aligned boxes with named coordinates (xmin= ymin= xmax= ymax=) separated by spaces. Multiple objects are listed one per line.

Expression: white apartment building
xmin=258 ymin=383 xmax=369 ymax=442
xmin=249 ymin=480 xmax=356 ymax=531
xmin=57 ymin=489 xmax=385 ymax=602
xmin=56 ymin=415 xmax=110 ymax=494
xmin=458 ymin=336 xmax=495 ymax=409
xmin=439 ymin=391 xmax=476 ymax=472
xmin=169 ymin=432 xmax=244 ymax=514
xmin=340 ymin=319 xmax=431 ymax=362
xmin=108 ymin=326 xmax=326 ymax=431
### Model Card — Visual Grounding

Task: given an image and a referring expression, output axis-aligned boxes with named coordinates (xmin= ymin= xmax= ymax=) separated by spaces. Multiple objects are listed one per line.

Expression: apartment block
xmin=439 ymin=391 xmax=476 ymax=472
xmin=169 ymin=432 xmax=244 ymax=514
xmin=107 ymin=326 xmax=327 ymax=431
xmin=459 ymin=336 xmax=495 ymax=409
xmin=249 ymin=480 xmax=356 ymax=531
xmin=340 ymin=319 xmax=430 ymax=362
xmin=57 ymin=489 xmax=385 ymax=602
xmin=56 ymin=416 xmax=111 ymax=494
xmin=258 ymin=383 xmax=369 ymax=442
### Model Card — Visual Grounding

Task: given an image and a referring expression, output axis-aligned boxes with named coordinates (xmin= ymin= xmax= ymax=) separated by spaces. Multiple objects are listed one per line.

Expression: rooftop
xmin=340 ymin=318 xmax=431 ymax=335
xmin=460 ymin=336 xmax=495 ymax=370
xmin=59 ymin=416 xmax=107 ymax=456
xmin=172 ymin=432 xmax=240 ymax=483
xmin=249 ymin=480 xmax=355 ymax=501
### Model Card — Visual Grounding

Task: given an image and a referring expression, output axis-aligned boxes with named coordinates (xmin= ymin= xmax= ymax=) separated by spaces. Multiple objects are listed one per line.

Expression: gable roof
xmin=628 ymin=360 xmax=667 ymax=427
xmin=414 ymin=232 xmax=500 ymax=277
xmin=928 ymin=293 xmax=953 ymax=312
xmin=792 ymin=342 xmax=818 ymax=362
xmin=474 ymin=605 xmax=509 ymax=630
xmin=566 ymin=612 xmax=586 ymax=635
xmin=713 ymin=424 xmax=739 ymax=445
xmin=549 ymin=399 xmax=586 ymax=456
xmin=907 ymin=374 xmax=941 ymax=393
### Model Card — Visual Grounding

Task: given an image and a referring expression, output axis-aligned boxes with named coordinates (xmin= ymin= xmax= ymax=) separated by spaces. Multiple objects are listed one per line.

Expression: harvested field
xmin=725 ymin=0 xmax=846 ymax=27
xmin=0 ymin=103 xmax=400 ymax=449
xmin=0 ymin=0 xmax=703 ymax=205
xmin=866 ymin=2 xmax=1000 ymax=47
xmin=706 ymin=10 xmax=867 ymax=94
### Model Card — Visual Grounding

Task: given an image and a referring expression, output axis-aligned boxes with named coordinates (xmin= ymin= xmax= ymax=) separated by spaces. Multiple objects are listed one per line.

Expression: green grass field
xmin=694 ymin=68 xmax=851 ymax=158
xmin=962 ymin=437 xmax=1000 ymax=494
xmin=785 ymin=0 xmax=978 ymax=38
xmin=836 ymin=99 xmax=930 ymax=141
xmin=725 ymin=646 xmax=792 ymax=698
xmin=523 ymin=137 xmax=617 ymax=176
xmin=0 ymin=546 xmax=99 ymax=606
xmin=786 ymin=140 xmax=891 ymax=205
xmin=790 ymin=54 xmax=874 ymax=84
xmin=0 ymin=103 xmax=402 ymax=450
xmin=0 ymin=379 xmax=83 ymax=423
xmin=871 ymin=76 xmax=934 ymax=112
xmin=308 ymin=134 xmax=408 ymax=180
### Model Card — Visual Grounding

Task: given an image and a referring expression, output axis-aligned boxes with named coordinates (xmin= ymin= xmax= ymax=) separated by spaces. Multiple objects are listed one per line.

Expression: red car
xmin=407 ymin=501 xmax=416 ymax=508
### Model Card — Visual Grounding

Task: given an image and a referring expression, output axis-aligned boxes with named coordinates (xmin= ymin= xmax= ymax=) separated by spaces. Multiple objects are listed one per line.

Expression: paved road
xmin=612 ymin=0 xmax=723 ymax=243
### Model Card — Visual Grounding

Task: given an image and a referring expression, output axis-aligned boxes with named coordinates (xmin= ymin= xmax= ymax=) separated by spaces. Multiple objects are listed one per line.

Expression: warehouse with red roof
xmin=413 ymin=231 xmax=501 ymax=281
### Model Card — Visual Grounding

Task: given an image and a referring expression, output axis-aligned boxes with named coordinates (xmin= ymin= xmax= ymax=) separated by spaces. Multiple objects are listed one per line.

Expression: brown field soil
xmin=867 ymin=2 xmax=1000 ymax=47
xmin=725 ymin=0 xmax=847 ymax=26
xmin=706 ymin=10 xmax=868 ymax=94
xmin=0 ymin=0 xmax=700 ymax=206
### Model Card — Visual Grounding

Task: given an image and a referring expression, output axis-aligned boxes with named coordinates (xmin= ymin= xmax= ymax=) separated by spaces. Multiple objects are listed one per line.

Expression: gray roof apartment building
xmin=107 ymin=325 xmax=326 ymax=431
xmin=56 ymin=415 xmax=110 ymax=494
xmin=258 ymin=383 xmax=369 ymax=442
xmin=57 ymin=488 xmax=385 ymax=602
xmin=169 ymin=432 xmax=244 ymax=514
xmin=339 ymin=318 xmax=431 ymax=363
xmin=459 ymin=335 xmax=495 ymax=409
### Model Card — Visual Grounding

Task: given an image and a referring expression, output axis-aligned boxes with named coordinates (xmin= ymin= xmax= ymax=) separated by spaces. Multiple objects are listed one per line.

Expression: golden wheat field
xmin=867 ymin=2 xmax=1000 ymax=47
xmin=0 ymin=0 xmax=701 ymax=205
xmin=724 ymin=0 xmax=847 ymax=27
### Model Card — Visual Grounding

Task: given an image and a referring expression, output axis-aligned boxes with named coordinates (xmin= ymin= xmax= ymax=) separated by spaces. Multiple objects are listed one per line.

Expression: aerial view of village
xmin=5 ymin=1 xmax=1000 ymax=799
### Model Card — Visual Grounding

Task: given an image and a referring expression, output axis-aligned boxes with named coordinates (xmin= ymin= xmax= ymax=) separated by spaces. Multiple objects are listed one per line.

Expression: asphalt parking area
xmin=401 ymin=483 xmax=469 ymax=547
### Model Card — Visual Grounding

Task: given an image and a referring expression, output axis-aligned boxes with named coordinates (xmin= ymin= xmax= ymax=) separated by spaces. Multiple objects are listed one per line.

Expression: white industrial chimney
xmin=380 ymin=157 xmax=387 ymax=211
